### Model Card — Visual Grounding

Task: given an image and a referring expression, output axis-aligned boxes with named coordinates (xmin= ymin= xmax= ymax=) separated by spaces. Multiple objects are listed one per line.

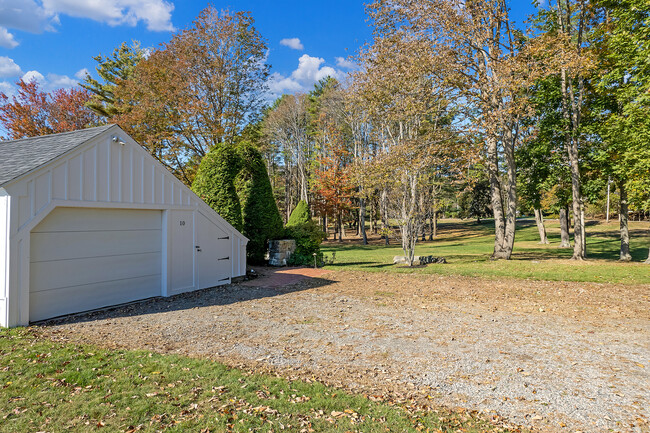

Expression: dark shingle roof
xmin=0 ymin=125 xmax=115 ymax=186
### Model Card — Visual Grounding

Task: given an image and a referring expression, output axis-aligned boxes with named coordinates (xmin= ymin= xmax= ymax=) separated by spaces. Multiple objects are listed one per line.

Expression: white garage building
xmin=0 ymin=125 xmax=247 ymax=327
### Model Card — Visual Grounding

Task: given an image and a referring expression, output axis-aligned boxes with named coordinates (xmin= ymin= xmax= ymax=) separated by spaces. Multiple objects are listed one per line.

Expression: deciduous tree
xmin=593 ymin=0 xmax=650 ymax=263
xmin=0 ymin=79 xmax=99 ymax=139
xmin=115 ymin=7 xmax=269 ymax=185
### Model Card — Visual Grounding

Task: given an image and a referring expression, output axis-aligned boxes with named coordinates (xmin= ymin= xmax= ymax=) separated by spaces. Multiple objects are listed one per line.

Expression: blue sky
xmin=0 ymin=0 xmax=540 ymax=100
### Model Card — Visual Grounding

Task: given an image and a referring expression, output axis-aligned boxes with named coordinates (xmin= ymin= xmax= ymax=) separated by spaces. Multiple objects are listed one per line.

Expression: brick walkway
xmin=240 ymin=267 xmax=331 ymax=289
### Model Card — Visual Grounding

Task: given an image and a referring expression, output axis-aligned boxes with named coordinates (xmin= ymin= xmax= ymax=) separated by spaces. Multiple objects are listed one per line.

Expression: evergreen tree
xmin=469 ymin=180 xmax=491 ymax=224
xmin=236 ymin=142 xmax=284 ymax=263
xmin=286 ymin=200 xmax=310 ymax=227
xmin=192 ymin=144 xmax=243 ymax=231
xmin=81 ymin=41 xmax=145 ymax=119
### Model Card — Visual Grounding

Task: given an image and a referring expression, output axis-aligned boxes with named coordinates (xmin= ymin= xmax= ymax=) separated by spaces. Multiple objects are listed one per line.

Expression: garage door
xmin=29 ymin=207 xmax=162 ymax=321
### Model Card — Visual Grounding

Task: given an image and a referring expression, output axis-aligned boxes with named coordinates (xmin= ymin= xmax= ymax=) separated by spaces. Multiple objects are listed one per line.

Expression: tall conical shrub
xmin=192 ymin=144 xmax=243 ymax=231
xmin=286 ymin=200 xmax=310 ymax=226
xmin=236 ymin=142 xmax=283 ymax=263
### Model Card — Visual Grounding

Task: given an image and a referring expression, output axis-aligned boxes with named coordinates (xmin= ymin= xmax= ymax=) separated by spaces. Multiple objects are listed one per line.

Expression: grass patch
xmin=0 ymin=328 xmax=509 ymax=432
xmin=322 ymin=219 xmax=650 ymax=285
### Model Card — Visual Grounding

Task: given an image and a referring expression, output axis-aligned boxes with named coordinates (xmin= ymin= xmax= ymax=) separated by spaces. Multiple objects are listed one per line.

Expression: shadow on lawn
xmin=35 ymin=275 xmax=336 ymax=327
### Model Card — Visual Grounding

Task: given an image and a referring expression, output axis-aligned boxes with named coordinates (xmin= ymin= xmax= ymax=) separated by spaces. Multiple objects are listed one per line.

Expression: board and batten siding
xmin=0 ymin=190 xmax=9 ymax=327
xmin=0 ymin=126 xmax=247 ymax=327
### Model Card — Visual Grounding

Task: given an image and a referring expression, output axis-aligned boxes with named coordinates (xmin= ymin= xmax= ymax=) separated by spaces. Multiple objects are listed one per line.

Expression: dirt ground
xmin=37 ymin=269 xmax=650 ymax=433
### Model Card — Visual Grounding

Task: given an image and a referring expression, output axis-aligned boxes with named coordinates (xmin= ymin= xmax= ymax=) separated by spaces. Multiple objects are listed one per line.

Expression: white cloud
xmin=335 ymin=56 xmax=356 ymax=69
xmin=0 ymin=27 xmax=18 ymax=49
xmin=0 ymin=0 xmax=56 ymax=33
xmin=292 ymin=54 xmax=339 ymax=83
xmin=1 ymin=69 xmax=79 ymax=95
xmin=280 ymin=37 xmax=304 ymax=51
xmin=22 ymin=70 xmax=46 ymax=84
xmin=74 ymin=68 xmax=89 ymax=80
xmin=47 ymin=72 xmax=78 ymax=89
xmin=269 ymin=54 xmax=344 ymax=96
xmin=0 ymin=81 xmax=14 ymax=97
xmin=0 ymin=56 xmax=22 ymax=78
xmin=268 ymin=73 xmax=304 ymax=95
xmin=0 ymin=0 xmax=174 ymax=34
xmin=42 ymin=0 xmax=175 ymax=31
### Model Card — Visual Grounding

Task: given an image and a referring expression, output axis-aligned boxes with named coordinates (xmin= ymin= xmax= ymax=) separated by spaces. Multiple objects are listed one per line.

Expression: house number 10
xmin=179 ymin=220 xmax=186 ymax=226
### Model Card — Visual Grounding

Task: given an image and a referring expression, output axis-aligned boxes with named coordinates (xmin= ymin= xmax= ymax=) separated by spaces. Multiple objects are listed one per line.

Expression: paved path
xmin=240 ymin=267 xmax=332 ymax=288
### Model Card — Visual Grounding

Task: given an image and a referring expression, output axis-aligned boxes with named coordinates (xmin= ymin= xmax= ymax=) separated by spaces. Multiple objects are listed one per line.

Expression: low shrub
xmin=283 ymin=220 xmax=327 ymax=266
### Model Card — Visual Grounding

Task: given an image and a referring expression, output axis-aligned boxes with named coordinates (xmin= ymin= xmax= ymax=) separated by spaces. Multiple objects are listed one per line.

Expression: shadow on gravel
xmin=34 ymin=276 xmax=336 ymax=327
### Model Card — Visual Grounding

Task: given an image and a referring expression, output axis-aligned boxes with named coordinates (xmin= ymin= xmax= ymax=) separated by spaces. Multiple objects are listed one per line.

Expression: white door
xmin=169 ymin=210 xmax=195 ymax=293
xmin=196 ymin=212 xmax=231 ymax=289
xmin=29 ymin=207 xmax=162 ymax=322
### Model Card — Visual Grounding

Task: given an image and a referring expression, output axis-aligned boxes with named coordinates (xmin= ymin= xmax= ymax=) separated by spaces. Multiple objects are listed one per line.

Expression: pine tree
xmin=81 ymin=41 xmax=145 ymax=119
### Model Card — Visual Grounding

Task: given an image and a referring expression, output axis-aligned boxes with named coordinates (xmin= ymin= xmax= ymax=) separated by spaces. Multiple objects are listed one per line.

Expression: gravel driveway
xmin=38 ymin=269 xmax=649 ymax=433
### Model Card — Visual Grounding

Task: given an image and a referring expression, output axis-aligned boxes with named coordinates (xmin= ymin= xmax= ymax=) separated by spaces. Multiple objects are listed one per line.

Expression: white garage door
xmin=29 ymin=207 xmax=162 ymax=321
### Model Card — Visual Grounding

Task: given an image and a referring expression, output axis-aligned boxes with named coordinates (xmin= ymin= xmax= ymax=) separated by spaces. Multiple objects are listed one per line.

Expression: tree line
xmin=1 ymin=1 xmax=648 ymax=265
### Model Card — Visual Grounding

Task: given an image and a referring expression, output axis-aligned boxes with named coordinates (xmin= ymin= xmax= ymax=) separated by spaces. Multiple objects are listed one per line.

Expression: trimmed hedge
xmin=236 ymin=142 xmax=284 ymax=264
xmin=192 ymin=144 xmax=243 ymax=232
xmin=286 ymin=200 xmax=310 ymax=226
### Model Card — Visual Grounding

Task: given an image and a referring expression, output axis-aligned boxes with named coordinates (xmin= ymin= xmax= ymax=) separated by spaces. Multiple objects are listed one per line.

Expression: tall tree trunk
xmin=557 ymin=0 xmax=586 ymax=260
xmin=381 ymin=188 xmax=389 ymax=245
xmin=606 ymin=176 xmax=611 ymax=223
xmin=338 ymin=213 xmax=344 ymax=242
xmin=429 ymin=197 xmax=437 ymax=241
xmin=369 ymin=197 xmax=375 ymax=234
xmin=493 ymin=129 xmax=517 ymax=259
xmin=433 ymin=210 xmax=438 ymax=239
xmin=359 ymin=197 xmax=368 ymax=245
xmin=645 ymin=246 xmax=650 ymax=264
xmin=619 ymin=184 xmax=631 ymax=261
xmin=559 ymin=207 xmax=571 ymax=248
xmin=487 ymin=136 xmax=507 ymax=258
xmin=400 ymin=174 xmax=419 ymax=266
xmin=534 ymin=208 xmax=549 ymax=244
xmin=581 ymin=201 xmax=586 ymax=257
xmin=285 ymin=167 xmax=293 ymax=224
xmin=420 ymin=194 xmax=426 ymax=241
xmin=565 ymin=125 xmax=585 ymax=259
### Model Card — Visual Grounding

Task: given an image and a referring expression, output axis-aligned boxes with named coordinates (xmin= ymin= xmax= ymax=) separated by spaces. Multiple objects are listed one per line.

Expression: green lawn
xmin=322 ymin=218 xmax=650 ymax=285
xmin=0 ymin=328 xmax=507 ymax=433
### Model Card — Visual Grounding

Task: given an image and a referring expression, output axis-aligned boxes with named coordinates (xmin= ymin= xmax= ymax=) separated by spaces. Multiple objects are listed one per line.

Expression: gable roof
xmin=0 ymin=125 xmax=115 ymax=186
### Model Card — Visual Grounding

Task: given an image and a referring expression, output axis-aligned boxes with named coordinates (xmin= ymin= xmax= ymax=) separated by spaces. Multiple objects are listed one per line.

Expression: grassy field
xmin=322 ymin=218 xmax=650 ymax=285
xmin=0 ymin=328 xmax=509 ymax=433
